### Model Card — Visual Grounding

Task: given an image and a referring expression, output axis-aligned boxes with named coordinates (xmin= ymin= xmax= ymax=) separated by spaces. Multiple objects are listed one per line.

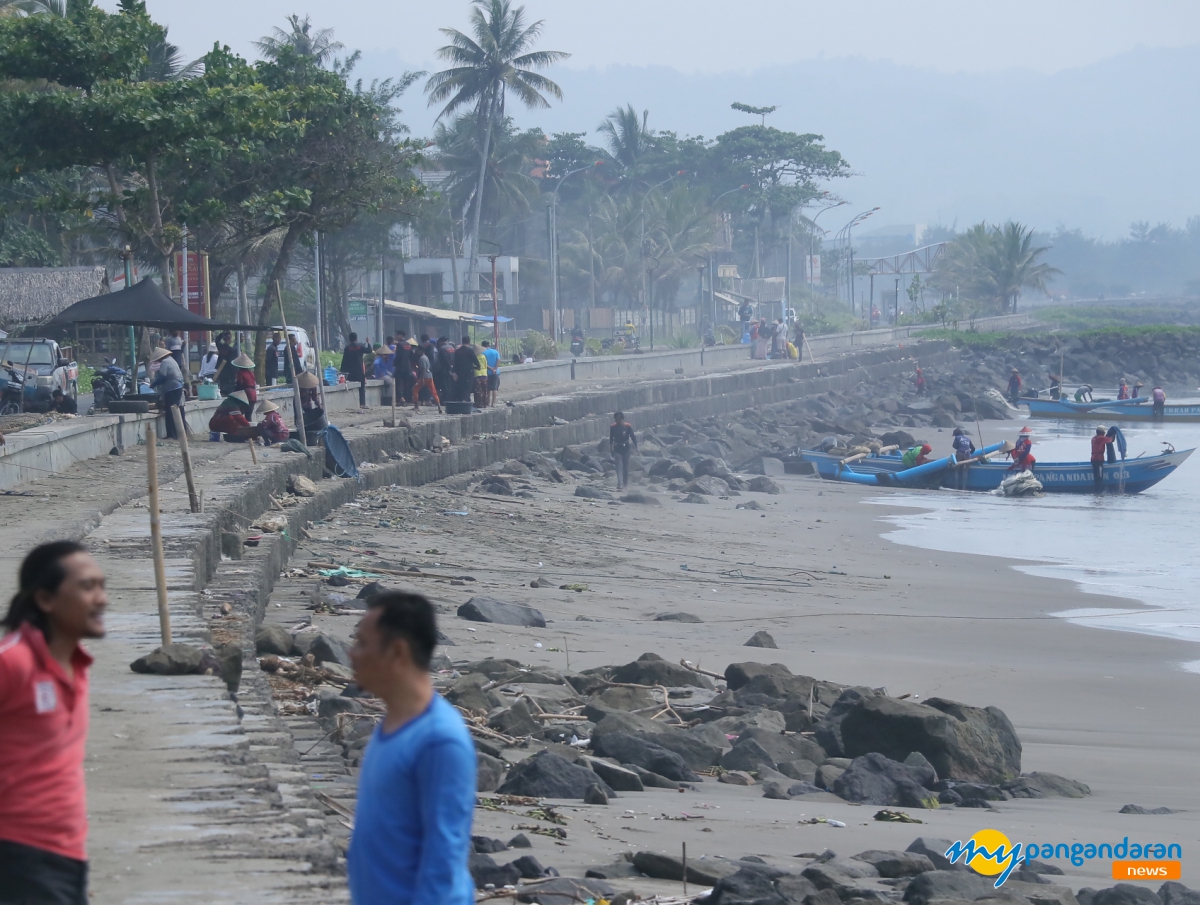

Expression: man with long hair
xmin=0 ymin=541 xmax=108 ymax=904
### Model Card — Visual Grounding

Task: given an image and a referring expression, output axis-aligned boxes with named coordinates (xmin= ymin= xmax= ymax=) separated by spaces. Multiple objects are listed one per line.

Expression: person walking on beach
xmin=452 ymin=336 xmax=478 ymax=405
xmin=149 ymin=347 xmax=186 ymax=440
xmin=1091 ymin=426 xmax=1114 ymax=491
xmin=610 ymin=411 xmax=638 ymax=490
xmin=1006 ymin=368 xmax=1022 ymax=405
xmin=1 ymin=541 xmax=108 ymax=905
xmin=347 ymin=591 xmax=475 ymax=905
xmin=340 ymin=333 xmax=370 ymax=410
xmin=482 ymin=339 xmax=500 ymax=407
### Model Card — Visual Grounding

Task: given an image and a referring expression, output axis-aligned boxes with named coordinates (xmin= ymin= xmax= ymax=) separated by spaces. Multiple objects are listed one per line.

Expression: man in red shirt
xmin=1091 ymin=426 xmax=1115 ymax=492
xmin=0 ymin=541 xmax=107 ymax=904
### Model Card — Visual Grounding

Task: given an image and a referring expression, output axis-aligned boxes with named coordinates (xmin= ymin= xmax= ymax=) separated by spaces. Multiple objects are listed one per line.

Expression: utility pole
xmin=313 ymin=231 xmax=323 ymax=356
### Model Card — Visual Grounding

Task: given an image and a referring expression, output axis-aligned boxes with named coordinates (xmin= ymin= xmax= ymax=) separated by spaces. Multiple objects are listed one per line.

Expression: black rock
xmin=654 ymin=612 xmax=703 ymax=623
xmin=590 ymin=732 xmax=700 ymax=782
xmin=255 ymin=625 xmax=292 ymax=656
xmin=574 ymin=485 xmax=614 ymax=500
xmin=1003 ymin=772 xmax=1090 ymax=799
xmin=584 ymin=783 xmax=609 ymax=805
xmin=472 ymin=836 xmax=510 ymax=854
xmin=470 ymin=852 xmax=521 ymax=889
xmin=497 ymin=750 xmax=616 ymax=800
xmin=833 ymin=753 xmax=940 ymax=808
xmin=508 ymin=833 xmax=532 ymax=849
xmin=902 ymin=751 xmax=939 ymax=788
xmin=457 ymin=596 xmax=546 ymax=628
xmin=1120 ymin=804 xmax=1180 ymax=815
xmin=745 ymin=630 xmax=779 ymax=649
xmin=632 ymin=851 xmax=740 ymax=885
xmin=1092 ymin=885 xmax=1164 ymax=905
xmin=902 ymin=869 xmax=997 ymax=904
xmin=836 ymin=694 xmax=1022 ymax=785
xmin=511 ymin=854 xmax=550 ymax=879
xmin=577 ymin=756 xmax=644 ymax=792
xmin=746 ymin=476 xmax=781 ymax=494
xmin=628 ymin=764 xmax=682 ymax=788
xmin=477 ymin=752 xmax=506 ymax=793
xmin=1159 ymin=882 xmax=1200 ymax=905
xmin=514 ymin=878 xmax=616 ymax=905
xmin=723 ymin=728 xmax=824 ymax=771
xmin=851 ymin=850 xmax=936 ymax=878
xmin=129 ymin=643 xmax=205 ymax=676
xmin=619 ymin=492 xmax=661 ymax=505
xmin=813 ymin=687 xmax=880 ymax=756
xmin=881 ymin=430 xmax=916 ymax=449
xmin=309 ymin=633 xmax=352 ymax=667
xmin=904 ymin=837 xmax=968 ymax=872
xmin=724 ymin=661 xmax=794 ymax=691
xmin=610 ymin=652 xmax=713 ymax=689
xmin=707 ymin=863 xmax=808 ymax=905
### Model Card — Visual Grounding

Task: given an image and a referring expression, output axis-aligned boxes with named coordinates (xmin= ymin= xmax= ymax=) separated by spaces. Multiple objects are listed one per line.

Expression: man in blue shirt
xmin=348 ymin=592 xmax=476 ymax=904
xmin=481 ymin=339 xmax=500 ymax=407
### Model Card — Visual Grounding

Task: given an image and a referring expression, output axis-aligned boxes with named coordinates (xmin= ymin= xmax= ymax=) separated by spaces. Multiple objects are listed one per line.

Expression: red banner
xmin=175 ymin=251 xmax=205 ymax=317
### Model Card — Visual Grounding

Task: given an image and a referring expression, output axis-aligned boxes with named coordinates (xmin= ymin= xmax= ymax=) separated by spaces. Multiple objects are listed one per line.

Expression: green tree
xmin=930 ymin=221 xmax=1059 ymax=313
xmin=597 ymin=104 xmax=656 ymax=172
xmin=424 ymin=0 xmax=566 ymax=294
xmin=253 ymin=14 xmax=344 ymax=67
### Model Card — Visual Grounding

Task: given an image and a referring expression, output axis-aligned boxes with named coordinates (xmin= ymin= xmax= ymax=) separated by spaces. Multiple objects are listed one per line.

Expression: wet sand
xmin=293 ymin=456 xmax=1200 ymax=891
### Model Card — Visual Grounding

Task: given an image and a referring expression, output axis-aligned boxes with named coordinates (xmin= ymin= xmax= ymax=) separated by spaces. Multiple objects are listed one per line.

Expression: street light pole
xmin=807 ymin=200 xmax=847 ymax=312
xmin=839 ymin=207 xmax=880 ymax=317
xmin=551 ymin=161 xmax=603 ymax=344
xmin=706 ymin=184 xmax=749 ymax=327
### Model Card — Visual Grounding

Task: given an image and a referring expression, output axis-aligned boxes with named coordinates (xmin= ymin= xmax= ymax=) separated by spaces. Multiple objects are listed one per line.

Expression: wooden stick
xmin=682 ymin=841 xmax=688 ymax=897
xmin=678 ymin=659 xmax=724 ymax=680
xmin=247 ymin=436 xmax=258 ymax=464
xmin=170 ymin=405 xmax=199 ymax=513
xmin=144 ymin=338 xmax=171 ymax=646
xmin=276 ymin=280 xmax=307 ymax=447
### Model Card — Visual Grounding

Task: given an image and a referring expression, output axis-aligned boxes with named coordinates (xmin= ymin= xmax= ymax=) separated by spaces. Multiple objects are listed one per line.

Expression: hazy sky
xmin=114 ymin=0 xmax=1200 ymax=75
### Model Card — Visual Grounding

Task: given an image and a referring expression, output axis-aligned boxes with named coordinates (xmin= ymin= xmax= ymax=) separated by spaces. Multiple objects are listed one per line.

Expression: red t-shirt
xmin=0 ymin=626 xmax=92 ymax=861
xmin=1091 ymin=434 xmax=1114 ymax=462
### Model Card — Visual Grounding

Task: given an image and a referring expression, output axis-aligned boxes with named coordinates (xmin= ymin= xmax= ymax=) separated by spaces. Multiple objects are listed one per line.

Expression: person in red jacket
xmin=1091 ymin=426 xmax=1115 ymax=491
xmin=1009 ymin=426 xmax=1036 ymax=471
xmin=0 ymin=541 xmax=108 ymax=903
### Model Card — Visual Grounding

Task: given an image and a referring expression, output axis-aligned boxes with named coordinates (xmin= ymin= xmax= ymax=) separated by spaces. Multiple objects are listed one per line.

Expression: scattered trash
xmin=442 ymin=509 xmax=470 ymax=516
xmin=874 ymin=809 xmax=923 ymax=824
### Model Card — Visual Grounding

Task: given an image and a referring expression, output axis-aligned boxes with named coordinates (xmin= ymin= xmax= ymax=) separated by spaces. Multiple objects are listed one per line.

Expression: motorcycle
xmin=90 ymin=359 xmax=129 ymax=413
xmin=569 ymin=337 xmax=585 ymax=357
xmin=0 ymin=364 xmax=25 ymax=416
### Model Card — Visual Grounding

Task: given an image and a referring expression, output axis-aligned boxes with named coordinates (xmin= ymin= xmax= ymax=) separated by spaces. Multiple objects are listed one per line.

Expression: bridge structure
xmin=862 ymin=242 xmax=947 ymax=322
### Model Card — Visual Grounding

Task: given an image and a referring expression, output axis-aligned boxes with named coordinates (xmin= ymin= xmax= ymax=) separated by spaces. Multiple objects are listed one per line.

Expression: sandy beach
xmin=273 ymin=431 xmax=1200 ymax=894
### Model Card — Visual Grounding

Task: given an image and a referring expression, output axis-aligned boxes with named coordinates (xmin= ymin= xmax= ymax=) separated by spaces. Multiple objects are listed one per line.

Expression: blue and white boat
xmin=797 ymin=445 xmax=1192 ymax=495
xmin=1025 ymin=397 xmax=1200 ymax=422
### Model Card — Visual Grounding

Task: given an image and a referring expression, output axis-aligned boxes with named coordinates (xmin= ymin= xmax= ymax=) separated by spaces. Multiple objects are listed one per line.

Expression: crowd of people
xmin=343 ymin=332 xmax=502 ymax=415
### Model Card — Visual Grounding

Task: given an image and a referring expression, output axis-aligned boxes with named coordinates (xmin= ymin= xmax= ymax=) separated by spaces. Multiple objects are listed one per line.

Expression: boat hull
xmin=799 ymin=448 xmax=1193 ymax=495
xmin=1026 ymin=398 xmax=1200 ymax=421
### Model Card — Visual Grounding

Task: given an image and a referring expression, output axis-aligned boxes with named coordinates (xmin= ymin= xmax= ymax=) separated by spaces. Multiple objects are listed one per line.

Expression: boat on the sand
xmin=795 ymin=445 xmax=1193 ymax=495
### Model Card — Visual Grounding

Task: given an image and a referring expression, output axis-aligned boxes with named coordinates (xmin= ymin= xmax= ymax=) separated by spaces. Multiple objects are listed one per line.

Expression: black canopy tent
xmin=44 ymin=278 xmax=268 ymax=332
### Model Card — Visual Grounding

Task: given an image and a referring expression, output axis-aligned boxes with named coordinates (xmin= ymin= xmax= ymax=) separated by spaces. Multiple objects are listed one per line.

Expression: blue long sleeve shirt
xmin=348 ymin=694 xmax=476 ymax=905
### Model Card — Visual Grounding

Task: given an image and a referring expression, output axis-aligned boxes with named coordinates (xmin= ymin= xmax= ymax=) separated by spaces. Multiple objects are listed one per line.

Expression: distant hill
xmin=364 ymin=45 xmax=1200 ymax=241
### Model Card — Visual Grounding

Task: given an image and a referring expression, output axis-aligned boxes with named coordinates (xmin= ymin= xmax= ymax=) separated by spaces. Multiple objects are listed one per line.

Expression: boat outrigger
xmin=796 ymin=444 xmax=1193 ymax=495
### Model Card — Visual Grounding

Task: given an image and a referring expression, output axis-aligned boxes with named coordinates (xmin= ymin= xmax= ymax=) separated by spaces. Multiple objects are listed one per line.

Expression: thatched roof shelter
xmin=0 ymin=267 xmax=109 ymax=327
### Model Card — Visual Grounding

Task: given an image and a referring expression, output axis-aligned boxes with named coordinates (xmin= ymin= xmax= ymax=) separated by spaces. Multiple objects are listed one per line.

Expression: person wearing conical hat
xmin=1009 ymin=426 xmax=1035 ymax=472
xmin=149 ymin=347 xmax=187 ymax=440
xmin=208 ymin=390 xmax=253 ymax=441
xmin=230 ymin=351 xmax=258 ymax=404
xmin=256 ymin=398 xmax=289 ymax=445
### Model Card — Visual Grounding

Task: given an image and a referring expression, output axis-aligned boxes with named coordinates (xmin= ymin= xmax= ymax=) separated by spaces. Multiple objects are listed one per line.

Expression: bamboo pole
xmin=275 ymin=281 xmax=307 ymax=447
xmin=144 ymin=334 xmax=171 ymax=645
xmin=170 ymin=405 xmax=199 ymax=512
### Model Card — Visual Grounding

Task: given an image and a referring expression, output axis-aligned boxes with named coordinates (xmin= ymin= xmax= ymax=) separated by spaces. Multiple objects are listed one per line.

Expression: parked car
xmin=270 ymin=326 xmax=318 ymax=377
xmin=0 ymin=338 xmax=77 ymax=413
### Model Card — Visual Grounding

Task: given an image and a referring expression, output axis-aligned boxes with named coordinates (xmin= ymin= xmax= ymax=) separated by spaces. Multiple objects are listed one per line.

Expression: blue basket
xmin=324 ymin=365 xmax=338 ymax=386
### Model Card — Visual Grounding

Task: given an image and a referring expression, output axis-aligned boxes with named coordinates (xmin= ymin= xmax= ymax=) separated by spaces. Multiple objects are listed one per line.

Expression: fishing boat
xmin=797 ymin=444 xmax=1192 ymax=495
xmin=1025 ymin=396 xmax=1200 ymax=422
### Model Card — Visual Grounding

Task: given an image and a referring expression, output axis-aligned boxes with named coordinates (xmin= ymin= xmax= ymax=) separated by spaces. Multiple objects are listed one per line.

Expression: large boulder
xmin=309 ymin=633 xmax=352 ymax=667
xmin=1159 ymin=883 xmax=1200 ymax=905
xmin=905 ymin=837 xmax=969 ymax=872
xmin=632 ymin=851 xmax=741 ymax=886
xmin=610 ymin=653 xmax=713 ymax=689
xmin=476 ymin=752 xmax=506 ymax=792
xmin=1091 ymin=886 xmax=1163 ymax=905
xmin=684 ymin=475 xmax=732 ymax=496
xmin=723 ymin=727 xmax=824 ymax=771
xmin=832 ymin=753 xmax=941 ymax=808
xmin=576 ymin=756 xmax=644 ymax=792
xmin=129 ymin=643 xmax=205 ymax=675
xmin=745 ymin=630 xmax=779 ymax=648
xmin=813 ymin=687 xmax=880 ymax=755
xmin=515 ymin=878 xmax=616 ymax=905
xmin=709 ymin=863 xmax=818 ymax=905
xmin=725 ymin=661 xmax=794 ymax=691
xmin=837 ymin=695 xmax=1021 ymax=784
xmin=255 ymin=625 xmax=292 ymax=656
xmin=457 ymin=597 xmax=546 ymax=628
xmin=590 ymin=732 xmax=700 ymax=782
xmin=469 ymin=852 xmax=521 ymax=889
xmin=903 ymin=869 xmax=999 ymax=904
xmin=851 ymin=850 xmax=936 ymax=878
xmin=496 ymin=750 xmax=615 ymax=800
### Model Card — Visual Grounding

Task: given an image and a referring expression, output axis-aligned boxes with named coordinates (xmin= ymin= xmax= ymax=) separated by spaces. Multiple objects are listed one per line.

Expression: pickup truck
xmin=0 ymin=338 xmax=78 ymax=413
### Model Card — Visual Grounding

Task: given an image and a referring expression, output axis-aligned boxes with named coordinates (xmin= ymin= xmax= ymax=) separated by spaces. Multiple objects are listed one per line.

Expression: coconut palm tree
xmin=424 ymin=0 xmax=567 ymax=296
xmin=597 ymin=104 xmax=656 ymax=172
xmin=254 ymin=14 xmax=344 ymax=67
xmin=991 ymin=221 xmax=1059 ymax=312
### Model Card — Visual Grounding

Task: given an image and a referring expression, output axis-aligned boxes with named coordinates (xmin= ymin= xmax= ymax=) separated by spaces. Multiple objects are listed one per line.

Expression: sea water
xmin=871 ymin=419 xmax=1200 ymax=670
